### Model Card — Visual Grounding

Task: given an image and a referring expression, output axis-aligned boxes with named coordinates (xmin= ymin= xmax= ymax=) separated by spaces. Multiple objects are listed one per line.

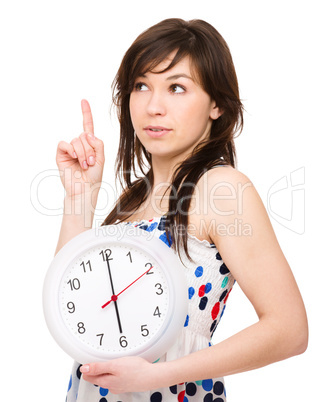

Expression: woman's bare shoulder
xmin=187 ymin=166 xmax=254 ymax=242
xmin=196 ymin=165 xmax=254 ymax=200
xmin=206 ymin=164 xmax=252 ymax=184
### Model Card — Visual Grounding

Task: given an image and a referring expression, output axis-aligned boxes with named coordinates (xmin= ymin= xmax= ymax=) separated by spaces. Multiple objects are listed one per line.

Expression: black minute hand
xmin=106 ymin=257 xmax=123 ymax=334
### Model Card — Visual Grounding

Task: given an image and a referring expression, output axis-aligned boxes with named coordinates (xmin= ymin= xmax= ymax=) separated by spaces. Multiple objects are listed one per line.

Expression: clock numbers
xmin=58 ymin=242 xmax=172 ymax=358
xmin=77 ymin=322 xmax=86 ymax=334
xmin=67 ymin=302 xmax=75 ymax=314
xmin=67 ymin=278 xmax=81 ymax=291
xmin=155 ymin=283 xmax=163 ymax=295
xmin=119 ymin=336 xmax=128 ymax=348
xmin=153 ymin=306 xmax=161 ymax=318
xmin=146 ymin=262 xmax=154 ymax=274
xmin=99 ymin=249 xmax=112 ymax=261
xmin=96 ymin=333 xmax=104 ymax=346
xmin=80 ymin=260 xmax=92 ymax=273
xmin=141 ymin=324 xmax=149 ymax=337
xmin=126 ymin=251 xmax=132 ymax=263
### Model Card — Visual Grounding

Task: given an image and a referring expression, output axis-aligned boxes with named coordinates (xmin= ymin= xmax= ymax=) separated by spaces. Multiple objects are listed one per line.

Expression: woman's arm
xmin=167 ymin=167 xmax=308 ymax=377
xmin=54 ymin=100 xmax=105 ymax=255
xmin=169 ymin=168 xmax=308 ymax=377
xmin=79 ymin=167 xmax=308 ymax=393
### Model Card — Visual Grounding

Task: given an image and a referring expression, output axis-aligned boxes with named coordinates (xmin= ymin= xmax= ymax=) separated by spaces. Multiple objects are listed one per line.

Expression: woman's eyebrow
xmin=136 ymin=73 xmax=194 ymax=81
xmin=166 ymin=73 xmax=194 ymax=81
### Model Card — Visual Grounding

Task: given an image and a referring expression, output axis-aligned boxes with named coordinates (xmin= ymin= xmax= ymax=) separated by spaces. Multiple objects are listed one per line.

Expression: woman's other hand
xmin=79 ymin=357 xmax=173 ymax=394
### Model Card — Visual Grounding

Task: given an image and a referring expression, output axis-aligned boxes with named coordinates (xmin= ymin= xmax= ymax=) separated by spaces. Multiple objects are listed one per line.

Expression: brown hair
xmin=103 ymin=18 xmax=244 ymax=261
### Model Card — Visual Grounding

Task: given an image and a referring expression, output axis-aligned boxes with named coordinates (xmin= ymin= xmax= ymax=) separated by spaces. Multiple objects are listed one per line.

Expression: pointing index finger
xmin=81 ymin=99 xmax=94 ymax=135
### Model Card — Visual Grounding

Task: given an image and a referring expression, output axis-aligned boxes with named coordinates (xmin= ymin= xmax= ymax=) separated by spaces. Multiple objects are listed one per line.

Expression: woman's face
xmin=129 ymin=55 xmax=221 ymax=162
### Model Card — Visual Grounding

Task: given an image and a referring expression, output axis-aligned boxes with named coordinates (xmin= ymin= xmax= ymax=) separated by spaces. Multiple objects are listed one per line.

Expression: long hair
xmin=103 ymin=18 xmax=244 ymax=261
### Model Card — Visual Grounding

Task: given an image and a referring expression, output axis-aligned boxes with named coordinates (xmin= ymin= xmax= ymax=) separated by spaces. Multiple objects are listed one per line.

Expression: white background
xmin=1 ymin=0 xmax=333 ymax=400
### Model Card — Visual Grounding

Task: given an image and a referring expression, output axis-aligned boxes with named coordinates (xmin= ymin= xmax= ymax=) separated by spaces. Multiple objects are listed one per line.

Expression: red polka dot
xmin=211 ymin=302 xmax=220 ymax=320
xmin=178 ymin=390 xmax=186 ymax=402
xmin=198 ymin=284 xmax=206 ymax=297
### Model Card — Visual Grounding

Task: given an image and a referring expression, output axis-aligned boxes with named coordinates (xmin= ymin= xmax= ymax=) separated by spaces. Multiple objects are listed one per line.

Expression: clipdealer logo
xmin=267 ymin=167 xmax=305 ymax=234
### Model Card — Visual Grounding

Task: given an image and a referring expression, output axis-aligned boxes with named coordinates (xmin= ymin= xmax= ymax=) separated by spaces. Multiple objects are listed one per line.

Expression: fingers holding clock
xmin=80 ymin=357 xmax=158 ymax=393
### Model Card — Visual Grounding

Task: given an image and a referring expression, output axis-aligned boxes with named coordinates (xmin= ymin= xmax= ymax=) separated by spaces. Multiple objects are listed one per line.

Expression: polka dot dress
xmin=66 ymin=215 xmax=235 ymax=402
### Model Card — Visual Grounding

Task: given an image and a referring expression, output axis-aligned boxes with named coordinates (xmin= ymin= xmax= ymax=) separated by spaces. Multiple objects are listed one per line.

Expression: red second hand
xmin=101 ymin=265 xmax=153 ymax=309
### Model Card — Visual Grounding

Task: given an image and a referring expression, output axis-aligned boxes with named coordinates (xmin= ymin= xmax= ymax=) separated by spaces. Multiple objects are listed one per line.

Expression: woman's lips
xmin=144 ymin=126 xmax=172 ymax=138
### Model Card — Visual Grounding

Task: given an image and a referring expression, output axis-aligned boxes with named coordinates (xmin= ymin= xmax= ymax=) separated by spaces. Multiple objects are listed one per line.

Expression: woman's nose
xmin=146 ymin=92 xmax=166 ymax=116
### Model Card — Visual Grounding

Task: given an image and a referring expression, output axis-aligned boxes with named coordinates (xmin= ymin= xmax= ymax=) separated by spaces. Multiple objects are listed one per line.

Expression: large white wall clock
xmin=43 ymin=225 xmax=188 ymax=364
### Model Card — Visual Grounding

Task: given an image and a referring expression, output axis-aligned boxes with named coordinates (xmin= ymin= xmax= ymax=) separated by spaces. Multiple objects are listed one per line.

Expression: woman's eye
xmin=170 ymin=84 xmax=185 ymax=94
xmin=134 ymin=82 xmax=149 ymax=91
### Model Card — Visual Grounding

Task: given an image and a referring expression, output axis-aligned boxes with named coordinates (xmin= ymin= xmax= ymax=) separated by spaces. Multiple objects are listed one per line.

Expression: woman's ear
xmin=210 ymin=104 xmax=224 ymax=120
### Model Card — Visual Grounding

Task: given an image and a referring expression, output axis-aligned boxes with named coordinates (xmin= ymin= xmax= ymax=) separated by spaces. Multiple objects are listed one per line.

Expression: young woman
xmin=56 ymin=18 xmax=308 ymax=402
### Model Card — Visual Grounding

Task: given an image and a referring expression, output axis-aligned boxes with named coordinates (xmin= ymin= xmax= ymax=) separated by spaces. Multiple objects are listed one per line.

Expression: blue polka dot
xmin=184 ymin=314 xmax=189 ymax=327
xmin=146 ymin=222 xmax=158 ymax=232
xmin=216 ymin=252 xmax=222 ymax=260
xmin=188 ymin=287 xmax=195 ymax=299
xmin=99 ymin=388 xmax=109 ymax=396
xmin=205 ymin=283 xmax=212 ymax=293
xmin=202 ymin=379 xmax=213 ymax=392
xmin=159 ymin=232 xmax=172 ymax=247
xmin=220 ymin=305 xmax=226 ymax=318
xmin=67 ymin=375 xmax=72 ymax=392
xmin=195 ymin=266 xmax=203 ymax=277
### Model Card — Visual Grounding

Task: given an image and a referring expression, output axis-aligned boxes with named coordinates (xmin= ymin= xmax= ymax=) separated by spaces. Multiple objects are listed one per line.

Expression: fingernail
xmin=80 ymin=365 xmax=90 ymax=373
xmin=73 ymin=152 xmax=77 ymax=159
xmin=82 ymin=160 xmax=88 ymax=169
xmin=88 ymin=156 xmax=95 ymax=165
xmin=88 ymin=133 xmax=95 ymax=140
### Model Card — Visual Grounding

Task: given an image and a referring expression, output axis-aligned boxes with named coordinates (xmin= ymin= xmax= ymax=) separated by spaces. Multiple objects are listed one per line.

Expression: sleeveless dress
xmin=66 ymin=215 xmax=235 ymax=402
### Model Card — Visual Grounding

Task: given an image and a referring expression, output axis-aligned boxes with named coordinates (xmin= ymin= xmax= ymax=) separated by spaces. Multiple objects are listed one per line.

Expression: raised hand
xmin=56 ymin=99 xmax=105 ymax=198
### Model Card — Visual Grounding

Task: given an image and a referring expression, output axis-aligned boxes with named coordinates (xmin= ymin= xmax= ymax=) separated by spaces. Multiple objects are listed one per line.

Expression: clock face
xmin=59 ymin=242 xmax=170 ymax=359
xmin=43 ymin=226 xmax=187 ymax=364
